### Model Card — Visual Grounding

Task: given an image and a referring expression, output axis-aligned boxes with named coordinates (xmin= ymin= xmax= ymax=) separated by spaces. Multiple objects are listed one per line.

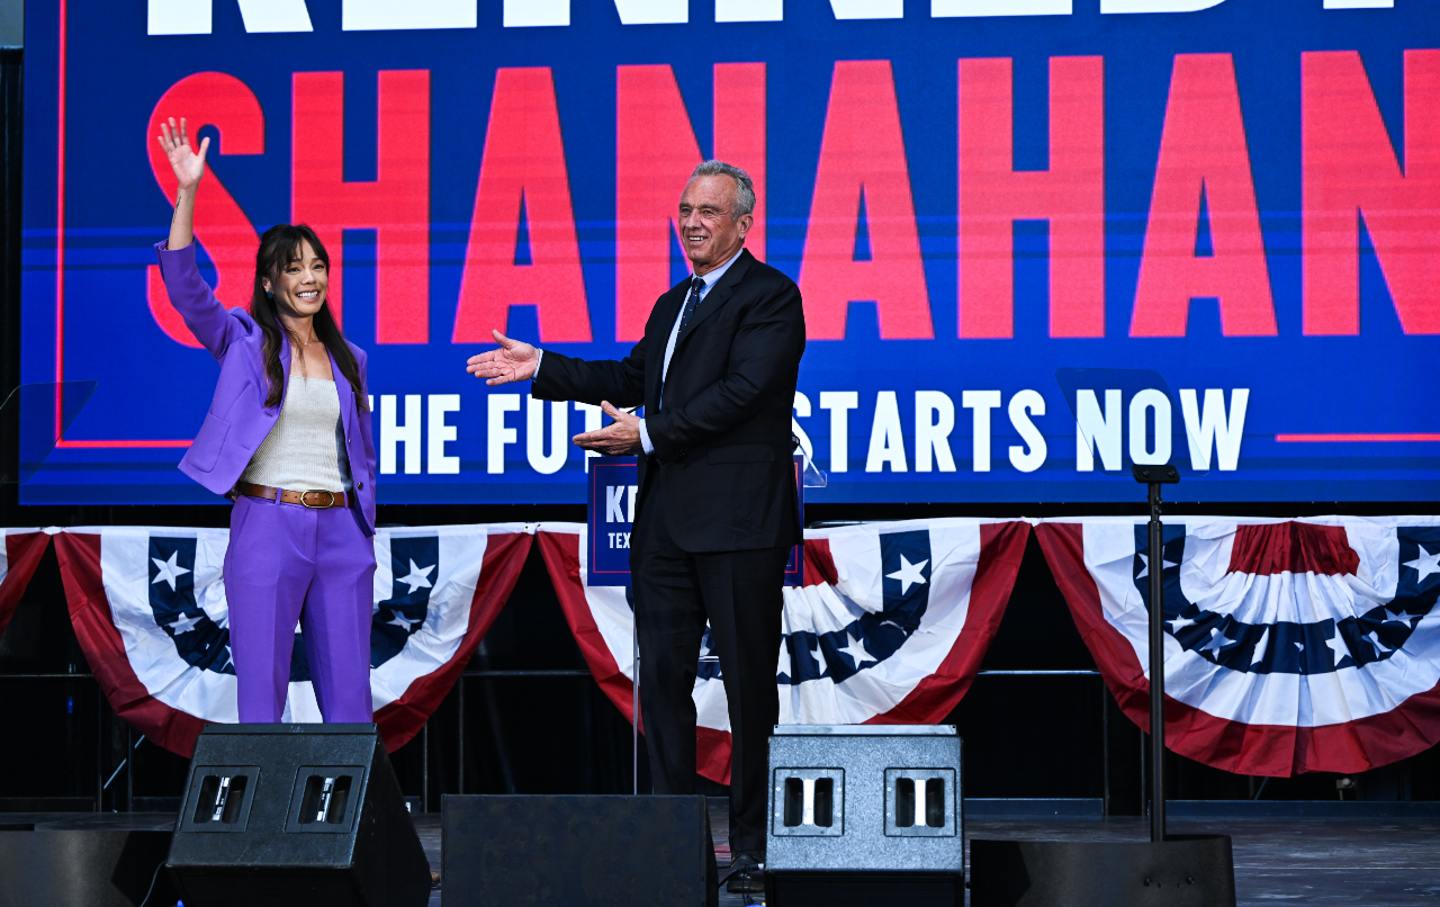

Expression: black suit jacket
xmin=533 ymin=248 xmax=805 ymax=553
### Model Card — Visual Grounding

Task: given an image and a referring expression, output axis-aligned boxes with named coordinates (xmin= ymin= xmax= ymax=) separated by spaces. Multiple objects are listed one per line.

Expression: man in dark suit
xmin=466 ymin=161 xmax=805 ymax=892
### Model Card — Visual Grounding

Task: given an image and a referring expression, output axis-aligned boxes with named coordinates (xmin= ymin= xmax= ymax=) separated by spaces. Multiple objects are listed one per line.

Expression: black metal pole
xmin=1148 ymin=479 xmax=1166 ymax=843
xmin=632 ymin=597 xmax=641 ymax=796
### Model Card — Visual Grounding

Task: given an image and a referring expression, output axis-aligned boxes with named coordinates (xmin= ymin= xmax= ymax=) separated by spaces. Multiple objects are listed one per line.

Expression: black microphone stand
xmin=1134 ymin=463 xmax=1179 ymax=843
xmin=968 ymin=462 xmax=1237 ymax=906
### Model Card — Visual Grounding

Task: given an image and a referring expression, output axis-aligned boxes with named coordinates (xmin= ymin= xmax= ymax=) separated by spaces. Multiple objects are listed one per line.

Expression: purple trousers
xmin=224 ymin=493 xmax=376 ymax=723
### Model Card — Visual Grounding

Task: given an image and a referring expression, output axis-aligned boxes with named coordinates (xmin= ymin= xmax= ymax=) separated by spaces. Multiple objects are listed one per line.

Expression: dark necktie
xmin=677 ymin=275 xmax=706 ymax=334
xmin=659 ymin=276 xmax=707 ymax=410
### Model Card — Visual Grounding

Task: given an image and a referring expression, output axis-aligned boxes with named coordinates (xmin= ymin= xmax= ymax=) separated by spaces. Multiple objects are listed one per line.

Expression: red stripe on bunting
xmin=54 ymin=532 xmax=209 ymax=757
xmin=696 ymin=725 xmax=733 ymax=786
xmin=873 ymin=521 xmax=1029 ymax=724
xmin=375 ymin=531 xmax=532 ymax=751
xmin=1228 ymin=522 xmax=1359 ymax=576
xmin=1035 ymin=521 xmax=1440 ymax=776
xmin=803 ymin=538 xmax=837 ymax=587
xmin=538 ymin=530 xmax=637 ymax=724
xmin=0 ymin=532 xmax=51 ymax=639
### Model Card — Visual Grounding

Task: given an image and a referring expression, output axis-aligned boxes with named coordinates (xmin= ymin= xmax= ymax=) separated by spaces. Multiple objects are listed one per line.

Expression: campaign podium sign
xmin=586 ymin=456 xmax=804 ymax=588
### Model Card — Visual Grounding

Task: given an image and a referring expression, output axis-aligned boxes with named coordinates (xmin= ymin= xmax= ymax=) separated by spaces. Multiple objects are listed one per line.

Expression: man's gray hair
xmin=690 ymin=160 xmax=756 ymax=218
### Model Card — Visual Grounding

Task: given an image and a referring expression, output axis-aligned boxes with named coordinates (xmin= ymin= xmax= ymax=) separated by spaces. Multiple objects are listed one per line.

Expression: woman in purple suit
xmin=155 ymin=117 xmax=378 ymax=724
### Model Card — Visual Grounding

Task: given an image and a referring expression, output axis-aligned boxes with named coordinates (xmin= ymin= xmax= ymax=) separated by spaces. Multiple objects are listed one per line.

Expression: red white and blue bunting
xmin=538 ymin=519 xmax=1029 ymax=783
xmin=20 ymin=515 xmax=1440 ymax=777
xmin=1036 ymin=517 xmax=1440 ymax=776
xmin=0 ymin=529 xmax=51 ymax=640
xmin=53 ymin=524 xmax=532 ymax=756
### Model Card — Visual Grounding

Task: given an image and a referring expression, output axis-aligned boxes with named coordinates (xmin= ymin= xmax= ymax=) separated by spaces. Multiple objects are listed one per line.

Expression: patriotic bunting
xmin=537 ymin=520 xmax=1029 ymax=783
xmin=53 ymin=524 xmax=532 ymax=756
xmin=29 ymin=515 xmax=1440 ymax=778
xmin=0 ymin=529 xmax=51 ymax=640
xmin=1036 ymin=517 xmax=1440 ymax=776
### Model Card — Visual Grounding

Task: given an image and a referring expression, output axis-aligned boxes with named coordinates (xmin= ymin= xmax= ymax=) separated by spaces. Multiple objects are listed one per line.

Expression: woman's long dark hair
xmin=250 ymin=224 xmax=367 ymax=411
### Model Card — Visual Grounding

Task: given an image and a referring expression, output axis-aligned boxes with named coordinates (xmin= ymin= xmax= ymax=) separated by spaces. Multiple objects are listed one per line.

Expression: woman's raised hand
xmin=159 ymin=117 xmax=208 ymax=250
xmin=158 ymin=116 xmax=209 ymax=191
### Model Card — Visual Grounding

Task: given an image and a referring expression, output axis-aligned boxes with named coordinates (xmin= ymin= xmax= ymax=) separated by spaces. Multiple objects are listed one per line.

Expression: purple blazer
xmin=155 ymin=241 xmax=378 ymax=534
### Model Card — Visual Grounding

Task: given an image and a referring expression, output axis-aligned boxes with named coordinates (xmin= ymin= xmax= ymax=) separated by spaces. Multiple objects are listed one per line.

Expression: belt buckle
xmin=301 ymin=490 xmax=337 ymax=509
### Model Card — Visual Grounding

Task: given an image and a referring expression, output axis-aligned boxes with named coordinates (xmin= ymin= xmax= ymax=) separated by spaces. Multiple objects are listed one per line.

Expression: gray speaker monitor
xmin=766 ymin=724 xmax=964 ymax=906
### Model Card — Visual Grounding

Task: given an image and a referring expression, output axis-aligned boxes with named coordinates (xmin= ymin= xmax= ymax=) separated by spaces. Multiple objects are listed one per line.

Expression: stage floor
xmin=7 ymin=805 xmax=1440 ymax=905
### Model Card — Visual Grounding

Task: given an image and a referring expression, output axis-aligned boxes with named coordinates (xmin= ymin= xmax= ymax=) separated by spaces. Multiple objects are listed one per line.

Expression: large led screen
xmin=19 ymin=1 xmax=1440 ymax=505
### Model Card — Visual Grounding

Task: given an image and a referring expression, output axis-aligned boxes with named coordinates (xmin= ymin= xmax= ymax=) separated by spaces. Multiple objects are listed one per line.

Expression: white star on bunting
xmin=1324 ymin=631 xmax=1351 ymax=667
xmin=387 ymin=611 xmax=420 ymax=631
xmin=837 ymin=633 xmax=875 ymax=668
xmin=1369 ymin=628 xmax=1398 ymax=656
xmin=1382 ymin=606 xmax=1414 ymax=626
xmin=397 ymin=559 xmax=436 ymax=595
xmin=1200 ymin=625 xmax=1239 ymax=655
xmin=1135 ymin=551 xmax=1179 ymax=581
xmin=1403 ymin=545 xmax=1440 ymax=585
xmin=1249 ymin=627 xmax=1270 ymax=670
xmin=150 ymin=551 xmax=191 ymax=592
xmin=167 ymin=613 xmax=203 ymax=635
xmin=1168 ymin=611 xmax=1201 ymax=635
xmin=886 ymin=554 xmax=929 ymax=596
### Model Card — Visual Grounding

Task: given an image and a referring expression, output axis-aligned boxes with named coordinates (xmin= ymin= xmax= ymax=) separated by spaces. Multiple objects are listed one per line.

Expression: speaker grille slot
xmin=772 ymin=768 xmax=845 ymax=837
xmin=885 ymin=767 xmax=958 ymax=837
xmin=895 ymin=777 xmax=915 ymax=828
xmin=193 ymin=774 xmax=248 ymax=824
xmin=813 ymin=777 xmax=835 ymax=828
xmin=299 ymin=775 xmax=354 ymax=825
xmin=925 ymin=776 xmax=946 ymax=827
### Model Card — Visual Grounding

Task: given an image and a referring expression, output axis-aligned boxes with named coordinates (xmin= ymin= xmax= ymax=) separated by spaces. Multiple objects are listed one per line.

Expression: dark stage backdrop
xmin=15 ymin=1 xmax=1440 ymax=507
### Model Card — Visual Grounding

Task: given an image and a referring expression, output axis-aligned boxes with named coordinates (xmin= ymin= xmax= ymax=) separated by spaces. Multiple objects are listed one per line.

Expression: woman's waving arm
xmin=159 ymin=117 xmax=209 ymax=251
xmin=154 ymin=117 xmax=253 ymax=359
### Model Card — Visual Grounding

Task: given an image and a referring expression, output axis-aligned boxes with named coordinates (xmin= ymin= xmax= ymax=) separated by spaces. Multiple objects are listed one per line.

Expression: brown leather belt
xmin=235 ymin=482 xmax=348 ymax=509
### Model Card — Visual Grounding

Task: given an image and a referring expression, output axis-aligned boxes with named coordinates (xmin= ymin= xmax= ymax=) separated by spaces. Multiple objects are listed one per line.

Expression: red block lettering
xmin=800 ymin=61 xmax=931 ymax=341
xmin=454 ymin=68 xmax=589 ymax=344
xmin=293 ymin=70 xmax=431 ymax=341
xmin=1302 ymin=50 xmax=1440 ymax=335
xmin=146 ymin=74 xmax=264 ymax=348
xmin=1131 ymin=54 xmax=1276 ymax=337
xmin=958 ymin=56 xmax=1105 ymax=339
xmin=615 ymin=64 xmax=766 ymax=342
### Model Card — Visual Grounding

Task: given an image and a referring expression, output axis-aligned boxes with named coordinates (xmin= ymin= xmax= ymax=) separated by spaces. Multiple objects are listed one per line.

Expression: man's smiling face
xmin=678 ymin=174 xmax=752 ymax=276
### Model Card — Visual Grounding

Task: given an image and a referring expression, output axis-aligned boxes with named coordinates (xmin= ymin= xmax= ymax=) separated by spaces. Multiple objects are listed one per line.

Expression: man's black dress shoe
xmin=725 ymin=853 xmax=765 ymax=894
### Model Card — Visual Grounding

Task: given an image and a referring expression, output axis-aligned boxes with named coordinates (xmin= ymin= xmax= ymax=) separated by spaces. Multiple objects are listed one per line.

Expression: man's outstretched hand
xmin=465 ymin=330 xmax=538 ymax=385
xmin=574 ymin=401 xmax=642 ymax=455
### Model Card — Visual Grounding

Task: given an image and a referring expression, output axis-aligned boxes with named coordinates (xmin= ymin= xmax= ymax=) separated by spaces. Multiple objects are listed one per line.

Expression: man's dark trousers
xmin=631 ymin=465 xmax=788 ymax=859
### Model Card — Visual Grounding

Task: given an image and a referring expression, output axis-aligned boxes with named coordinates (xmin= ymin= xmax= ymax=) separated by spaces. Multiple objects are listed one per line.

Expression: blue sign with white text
xmin=587 ymin=456 xmax=803 ymax=585
xmin=18 ymin=1 xmax=1440 ymax=506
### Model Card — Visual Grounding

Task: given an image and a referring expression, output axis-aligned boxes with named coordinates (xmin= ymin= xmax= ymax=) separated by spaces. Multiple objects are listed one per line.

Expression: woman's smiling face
xmin=265 ymin=239 xmax=328 ymax=318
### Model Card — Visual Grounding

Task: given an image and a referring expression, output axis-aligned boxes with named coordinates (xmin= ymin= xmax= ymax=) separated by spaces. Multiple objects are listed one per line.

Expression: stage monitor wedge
xmin=0 ymin=828 xmax=174 ymax=907
xmin=766 ymin=724 xmax=965 ymax=906
xmin=970 ymin=835 xmax=1237 ymax=907
xmin=166 ymin=723 xmax=431 ymax=907
xmin=442 ymin=794 xmax=714 ymax=907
